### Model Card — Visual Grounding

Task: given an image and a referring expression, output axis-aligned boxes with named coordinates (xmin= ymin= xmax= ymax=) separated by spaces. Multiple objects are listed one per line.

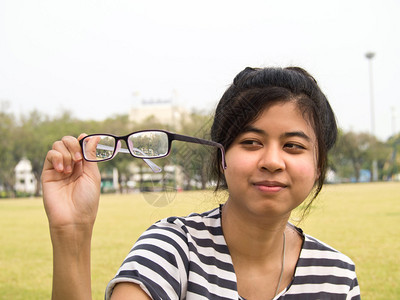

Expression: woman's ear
xmin=316 ymin=167 xmax=321 ymax=179
xmin=313 ymin=167 xmax=321 ymax=185
xmin=220 ymin=163 xmax=226 ymax=174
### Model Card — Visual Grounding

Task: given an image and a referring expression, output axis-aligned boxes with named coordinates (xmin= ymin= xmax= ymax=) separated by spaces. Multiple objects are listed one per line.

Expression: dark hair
xmin=210 ymin=66 xmax=337 ymax=215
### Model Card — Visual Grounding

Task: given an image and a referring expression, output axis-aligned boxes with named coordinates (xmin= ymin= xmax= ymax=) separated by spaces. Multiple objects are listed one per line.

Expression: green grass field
xmin=0 ymin=182 xmax=399 ymax=299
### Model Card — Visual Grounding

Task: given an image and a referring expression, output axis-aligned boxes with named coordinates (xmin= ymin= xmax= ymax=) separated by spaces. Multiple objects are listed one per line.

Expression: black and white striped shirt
xmin=105 ymin=206 xmax=360 ymax=299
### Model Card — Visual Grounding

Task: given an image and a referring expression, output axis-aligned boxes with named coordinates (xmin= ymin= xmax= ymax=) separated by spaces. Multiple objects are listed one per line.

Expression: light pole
xmin=391 ymin=107 xmax=396 ymax=136
xmin=365 ymin=51 xmax=378 ymax=181
xmin=365 ymin=52 xmax=375 ymax=134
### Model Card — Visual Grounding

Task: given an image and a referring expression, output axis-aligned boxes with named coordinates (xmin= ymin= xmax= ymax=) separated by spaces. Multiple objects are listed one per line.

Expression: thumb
xmin=77 ymin=133 xmax=101 ymax=180
xmin=78 ymin=133 xmax=88 ymax=141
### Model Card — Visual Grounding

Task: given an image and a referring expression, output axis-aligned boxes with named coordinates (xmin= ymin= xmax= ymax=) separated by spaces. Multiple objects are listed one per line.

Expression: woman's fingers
xmin=61 ymin=135 xmax=83 ymax=162
xmin=46 ymin=136 xmax=82 ymax=174
xmin=52 ymin=140 xmax=73 ymax=173
xmin=42 ymin=134 xmax=100 ymax=189
xmin=43 ymin=149 xmax=65 ymax=173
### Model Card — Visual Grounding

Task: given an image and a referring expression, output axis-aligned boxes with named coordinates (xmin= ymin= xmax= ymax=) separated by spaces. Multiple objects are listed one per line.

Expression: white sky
xmin=1 ymin=0 xmax=399 ymax=140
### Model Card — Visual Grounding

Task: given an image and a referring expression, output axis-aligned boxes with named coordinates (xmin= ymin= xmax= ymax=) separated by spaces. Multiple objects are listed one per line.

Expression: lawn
xmin=0 ymin=182 xmax=399 ymax=299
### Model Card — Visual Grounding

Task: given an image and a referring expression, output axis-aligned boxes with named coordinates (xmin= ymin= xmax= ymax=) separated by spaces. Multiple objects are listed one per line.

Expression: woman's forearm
xmin=50 ymin=226 xmax=93 ymax=300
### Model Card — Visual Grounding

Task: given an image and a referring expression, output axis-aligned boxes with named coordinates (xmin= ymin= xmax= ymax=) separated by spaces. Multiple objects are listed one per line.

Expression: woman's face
xmin=224 ymin=101 xmax=319 ymax=219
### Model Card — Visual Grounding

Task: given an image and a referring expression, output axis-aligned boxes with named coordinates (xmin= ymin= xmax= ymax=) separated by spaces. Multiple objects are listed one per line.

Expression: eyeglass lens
xmin=82 ymin=135 xmax=116 ymax=161
xmin=127 ymin=131 xmax=169 ymax=158
xmin=82 ymin=131 xmax=170 ymax=161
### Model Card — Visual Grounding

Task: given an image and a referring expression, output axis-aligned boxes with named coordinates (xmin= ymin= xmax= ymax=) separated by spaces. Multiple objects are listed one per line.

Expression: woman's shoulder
xmin=282 ymin=226 xmax=361 ymax=299
xmin=138 ymin=206 xmax=224 ymax=245
xmin=152 ymin=206 xmax=223 ymax=232
xmin=300 ymin=232 xmax=356 ymax=269
xmin=289 ymin=224 xmax=355 ymax=267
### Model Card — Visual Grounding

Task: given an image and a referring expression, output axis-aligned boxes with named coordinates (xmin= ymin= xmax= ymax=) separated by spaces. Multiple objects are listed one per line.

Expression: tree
xmin=17 ymin=110 xmax=90 ymax=196
xmin=374 ymin=138 xmax=392 ymax=180
xmin=0 ymin=103 xmax=20 ymax=197
xmin=382 ymin=134 xmax=400 ymax=180
xmin=175 ymin=111 xmax=214 ymax=189
xmin=330 ymin=130 xmax=389 ymax=182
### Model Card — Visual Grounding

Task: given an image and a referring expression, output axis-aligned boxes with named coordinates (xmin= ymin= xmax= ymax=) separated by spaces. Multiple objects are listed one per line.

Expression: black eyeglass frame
xmin=79 ymin=129 xmax=227 ymax=169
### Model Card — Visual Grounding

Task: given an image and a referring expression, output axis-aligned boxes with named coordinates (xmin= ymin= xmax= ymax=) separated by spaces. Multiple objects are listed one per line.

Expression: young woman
xmin=42 ymin=67 xmax=361 ymax=299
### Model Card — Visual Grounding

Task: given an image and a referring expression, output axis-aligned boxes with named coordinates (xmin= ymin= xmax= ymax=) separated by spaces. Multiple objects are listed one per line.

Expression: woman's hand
xmin=42 ymin=134 xmax=101 ymax=231
xmin=42 ymin=134 xmax=101 ymax=300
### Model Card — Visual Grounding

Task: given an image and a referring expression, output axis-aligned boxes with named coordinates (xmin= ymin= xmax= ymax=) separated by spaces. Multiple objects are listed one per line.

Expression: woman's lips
xmin=253 ymin=181 xmax=287 ymax=193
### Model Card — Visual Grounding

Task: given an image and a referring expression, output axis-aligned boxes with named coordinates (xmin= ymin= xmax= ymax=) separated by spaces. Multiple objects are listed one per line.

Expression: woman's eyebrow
xmin=241 ymin=125 xmax=265 ymax=135
xmin=242 ymin=126 xmax=312 ymax=141
xmin=282 ymin=131 xmax=311 ymax=142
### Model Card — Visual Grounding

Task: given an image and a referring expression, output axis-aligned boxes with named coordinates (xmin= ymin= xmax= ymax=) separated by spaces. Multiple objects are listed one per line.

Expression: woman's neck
xmin=221 ymin=200 xmax=298 ymax=299
xmin=221 ymin=200 xmax=289 ymax=262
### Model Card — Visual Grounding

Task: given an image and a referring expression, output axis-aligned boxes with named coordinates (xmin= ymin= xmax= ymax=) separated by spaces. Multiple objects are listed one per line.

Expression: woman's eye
xmin=240 ymin=140 xmax=262 ymax=147
xmin=284 ymin=143 xmax=305 ymax=151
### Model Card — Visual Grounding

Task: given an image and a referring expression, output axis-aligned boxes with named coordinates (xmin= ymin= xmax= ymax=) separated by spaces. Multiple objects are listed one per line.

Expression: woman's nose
xmin=258 ymin=145 xmax=285 ymax=172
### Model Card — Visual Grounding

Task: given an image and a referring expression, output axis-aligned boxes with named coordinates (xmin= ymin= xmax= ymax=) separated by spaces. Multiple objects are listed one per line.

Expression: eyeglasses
xmin=79 ymin=129 xmax=227 ymax=173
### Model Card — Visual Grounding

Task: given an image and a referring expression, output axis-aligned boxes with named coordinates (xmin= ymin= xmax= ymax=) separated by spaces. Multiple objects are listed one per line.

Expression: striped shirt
xmin=105 ymin=206 xmax=360 ymax=300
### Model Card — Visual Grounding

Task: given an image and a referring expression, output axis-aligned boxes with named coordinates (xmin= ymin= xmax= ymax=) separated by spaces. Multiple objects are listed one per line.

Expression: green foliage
xmin=16 ymin=111 xmax=99 ymax=196
xmin=173 ymin=112 xmax=214 ymax=189
xmin=0 ymin=106 xmax=399 ymax=197
xmin=382 ymin=133 xmax=400 ymax=179
xmin=329 ymin=130 xmax=391 ymax=182
xmin=0 ymin=105 xmax=19 ymax=197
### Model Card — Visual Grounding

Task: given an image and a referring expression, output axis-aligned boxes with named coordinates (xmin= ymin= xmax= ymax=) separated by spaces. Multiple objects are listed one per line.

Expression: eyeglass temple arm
xmin=169 ymin=133 xmax=227 ymax=169
xmin=95 ymin=144 xmax=161 ymax=173
xmin=117 ymin=147 xmax=162 ymax=173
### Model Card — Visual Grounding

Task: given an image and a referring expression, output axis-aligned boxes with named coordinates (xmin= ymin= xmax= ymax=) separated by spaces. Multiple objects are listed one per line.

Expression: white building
xmin=129 ymin=99 xmax=189 ymax=129
xmin=14 ymin=158 xmax=37 ymax=195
